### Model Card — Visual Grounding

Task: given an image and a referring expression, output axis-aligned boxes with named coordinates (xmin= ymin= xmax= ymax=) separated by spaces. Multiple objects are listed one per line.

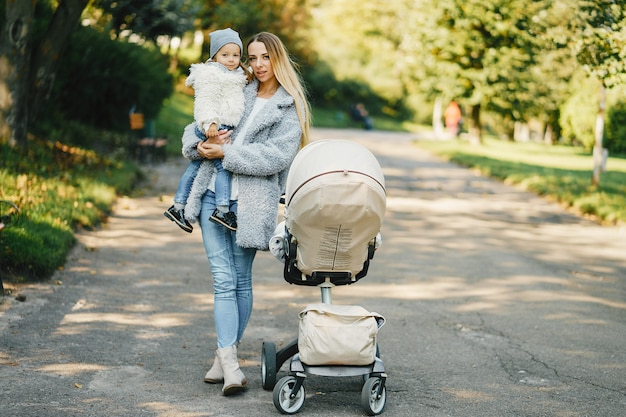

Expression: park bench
xmin=130 ymin=112 xmax=167 ymax=163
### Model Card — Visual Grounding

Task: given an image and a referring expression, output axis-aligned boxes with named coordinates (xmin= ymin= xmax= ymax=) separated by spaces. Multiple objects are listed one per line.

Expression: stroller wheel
xmin=273 ymin=376 xmax=306 ymax=414
xmin=361 ymin=377 xmax=386 ymax=415
xmin=261 ymin=341 xmax=277 ymax=390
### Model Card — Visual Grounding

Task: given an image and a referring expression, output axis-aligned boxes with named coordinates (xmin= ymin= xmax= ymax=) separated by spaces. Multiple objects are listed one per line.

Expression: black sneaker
xmin=164 ymin=205 xmax=193 ymax=233
xmin=210 ymin=209 xmax=237 ymax=231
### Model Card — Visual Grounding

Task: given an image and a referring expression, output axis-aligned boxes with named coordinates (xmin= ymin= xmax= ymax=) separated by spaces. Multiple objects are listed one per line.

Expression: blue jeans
xmin=174 ymin=160 xmax=200 ymax=206
xmin=199 ymin=191 xmax=256 ymax=348
xmin=213 ymin=159 xmax=231 ymax=208
xmin=174 ymin=124 xmax=233 ymax=207
xmin=174 ymin=160 xmax=231 ymax=207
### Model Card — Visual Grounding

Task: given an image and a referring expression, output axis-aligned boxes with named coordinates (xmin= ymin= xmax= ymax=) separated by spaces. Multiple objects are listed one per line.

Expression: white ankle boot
xmin=203 ymin=353 xmax=223 ymax=383
xmin=216 ymin=345 xmax=247 ymax=396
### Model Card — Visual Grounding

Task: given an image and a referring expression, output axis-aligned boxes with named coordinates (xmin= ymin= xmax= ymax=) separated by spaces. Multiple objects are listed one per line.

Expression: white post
xmin=592 ymin=83 xmax=606 ymax=185
xmin=433 ymin=98 xmax=444 ymax=139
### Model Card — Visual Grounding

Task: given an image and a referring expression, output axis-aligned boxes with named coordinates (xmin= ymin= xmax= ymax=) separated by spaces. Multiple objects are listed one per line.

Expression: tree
xmin=29 ymin=0 xmax=89 ymax=128
xmin=574 ymin=0 xmax=626 ymax=185
xmin=91 ymin=0 xmax=199 ymax=43
xmin=420 ymin=0 xmax=576 ymax=143
xmin=197 ymin=0 xmax=314 ymax=66
xmin=47 ymin=25 xmax=173 ymax=133
xmin=1 ymin=0 xmax=88 ymax=148
xmin=0 ymin=0 xmax=35 ymax=148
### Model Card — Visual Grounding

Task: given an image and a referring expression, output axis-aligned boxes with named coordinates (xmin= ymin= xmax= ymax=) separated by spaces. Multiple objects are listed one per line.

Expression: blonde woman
xmin=180 ymin=32 xmax=310 ymax=396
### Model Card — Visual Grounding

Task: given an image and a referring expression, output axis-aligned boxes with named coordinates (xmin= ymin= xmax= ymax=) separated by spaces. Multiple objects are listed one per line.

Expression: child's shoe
xmin=164 ymin=205 xmax=193 ymax=233
xmin=210 ymin=209 xmax=237 ymax=231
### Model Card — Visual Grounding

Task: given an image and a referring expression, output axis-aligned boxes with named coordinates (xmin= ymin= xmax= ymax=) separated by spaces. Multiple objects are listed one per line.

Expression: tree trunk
xmin=0 ymin=0 xmax=35 ymax=148
xmin=1 ymin=0 xmax=87 ymax=148
xmin=28 ymin=0 xmax=89 ymax=124
xmin=544 ymin=124 xmax=553 ymax=145
xmin=469 ymin=103 xmax=482 ymax=145
xmin=592 ymin=82 xmax=606 ymax=186
xmin=432 ymin=97 xmax=444 ymax=139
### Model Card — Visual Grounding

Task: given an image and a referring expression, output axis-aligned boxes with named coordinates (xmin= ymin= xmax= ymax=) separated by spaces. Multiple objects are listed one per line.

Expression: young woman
xmin=180 ymin=31 xmax=310 ymax=396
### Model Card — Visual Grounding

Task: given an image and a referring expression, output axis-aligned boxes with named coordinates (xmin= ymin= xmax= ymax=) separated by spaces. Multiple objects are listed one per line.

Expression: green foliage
xmin=606 ymin=101 xmax=626 ymax=155
xmin=0 ymin=137 xmax=143 ymax=282
xmin=304 ymin=61 xmax=409 ymax=119
xmin=194 ymin=1 xmax=405 ymax=120
xmin=154 ymin=90 xmax=194 ymax=154
xmin=91 ymin=0 xmax=199 ymax=41
xmin=417 ymin=137 xmax=626 ymax=225
xmin=559 ymin=72 xmax=599 ymax=150
xmin=34 ymin=120 xmax=140 ymax=162
xmin=575 ymin=0 xmax=626 ymax=88
xmin=310 ymin=0 xmax=582 ymax=135
xmin=428 ymin=0 xmax=575 ymax=133
xmin=560 ymin=72 xmax=626 ymax=153
xmin=310 ymin=0 xmax=410 ymax=115
xmin=197 ymin=0 xmax=313 ymax=66
xmin=40 ymin=25 xmax=173 ymax=133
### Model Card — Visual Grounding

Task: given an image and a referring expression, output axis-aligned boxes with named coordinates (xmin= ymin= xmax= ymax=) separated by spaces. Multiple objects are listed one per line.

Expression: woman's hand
xmin=197 ymin=129 xmax=232 ymax=159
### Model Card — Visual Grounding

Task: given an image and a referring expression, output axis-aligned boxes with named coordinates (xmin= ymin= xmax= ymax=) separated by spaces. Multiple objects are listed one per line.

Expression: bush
xmin=559 ymin=73 xmax=598 ymax=151
xmin=39 ymin=25 xmax=174 ymax=135
xmin=303 ymin=62 xmax=412 ymax=121
xmin=38 ymin=120 xmax=137 ymax=159
xmin=606 ymin=101 xmax=626 ymax=155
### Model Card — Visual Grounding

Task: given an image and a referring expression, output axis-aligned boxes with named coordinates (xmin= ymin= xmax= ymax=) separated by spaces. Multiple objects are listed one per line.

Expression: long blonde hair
xmin=247 ymin=32 xmax=310 ymax=147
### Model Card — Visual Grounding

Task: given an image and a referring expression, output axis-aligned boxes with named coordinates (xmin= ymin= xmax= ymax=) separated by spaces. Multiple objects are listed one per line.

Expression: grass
xmin=1 ymin=138 xmax=143 ymax=282
xmin=416 ymin=137 xmax=626 ymax=225
xmin=311 ymin=106 xmax=423 ymax=132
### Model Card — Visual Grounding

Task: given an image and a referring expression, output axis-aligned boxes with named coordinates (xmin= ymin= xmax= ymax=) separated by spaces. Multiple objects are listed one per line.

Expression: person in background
xmin=179 ymin=31 xmax=310 ymax=396
xmin=444 ymin=100 xmax=462 ymax=137
xmin=349 ymin=102 xmax=373 ymax=130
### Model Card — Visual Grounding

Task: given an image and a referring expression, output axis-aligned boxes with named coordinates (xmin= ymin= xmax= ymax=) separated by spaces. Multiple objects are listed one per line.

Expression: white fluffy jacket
xmin=185 ymin=61 xmax=247 ymax=132
xmin=181 ymin=80 xmax=303 ymax=250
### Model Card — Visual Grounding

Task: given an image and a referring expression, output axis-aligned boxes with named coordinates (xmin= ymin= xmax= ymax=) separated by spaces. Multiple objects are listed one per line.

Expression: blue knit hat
xmin=209 ymin=28 xmax=243 ymax=59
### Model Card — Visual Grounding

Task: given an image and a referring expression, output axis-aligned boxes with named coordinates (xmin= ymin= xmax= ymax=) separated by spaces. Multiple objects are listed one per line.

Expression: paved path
xmin=1 ymin=128 xmax=625 ymax=416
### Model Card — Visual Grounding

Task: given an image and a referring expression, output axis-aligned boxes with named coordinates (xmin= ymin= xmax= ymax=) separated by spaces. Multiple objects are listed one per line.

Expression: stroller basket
xmin=282 ymin=139 xmax=386 ymax=286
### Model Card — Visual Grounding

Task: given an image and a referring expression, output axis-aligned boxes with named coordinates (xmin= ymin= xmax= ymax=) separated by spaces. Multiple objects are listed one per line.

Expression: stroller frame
xmin=261 ymin=275 xmax=387 ymax=415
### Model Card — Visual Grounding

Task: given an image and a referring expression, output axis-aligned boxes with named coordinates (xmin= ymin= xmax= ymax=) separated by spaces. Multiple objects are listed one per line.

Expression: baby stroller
xmin=262 ymin=139 xmax=388 ymax=415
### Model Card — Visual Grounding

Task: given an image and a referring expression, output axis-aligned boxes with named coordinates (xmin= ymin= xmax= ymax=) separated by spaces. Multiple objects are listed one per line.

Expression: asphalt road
xmin=1 ymin=128 xmax=625 ymax=417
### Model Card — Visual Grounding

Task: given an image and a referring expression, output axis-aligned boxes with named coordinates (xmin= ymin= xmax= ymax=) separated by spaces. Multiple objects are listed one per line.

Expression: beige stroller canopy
xmin=283 ymin=139 xmax=386 ymax=279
